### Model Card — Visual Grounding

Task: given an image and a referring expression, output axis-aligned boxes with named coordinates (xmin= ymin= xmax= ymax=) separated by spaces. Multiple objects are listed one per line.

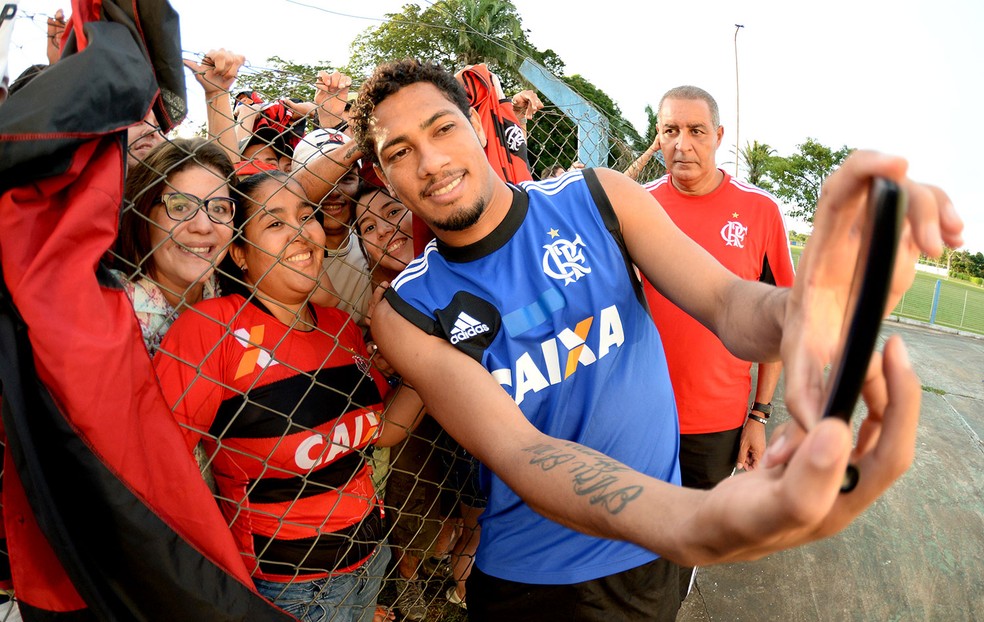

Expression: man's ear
xmin=715 ymin=125 xmax=724 ymax=148
xmin=469 ymin=108 xmax=488 ymax=148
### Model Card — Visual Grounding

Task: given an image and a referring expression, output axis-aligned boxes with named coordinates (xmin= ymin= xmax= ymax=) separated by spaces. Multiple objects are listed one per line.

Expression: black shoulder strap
xmin=383 ymin=286 xmax=444 ymax=339
xmin=581 ymin=168 xmax=648 ymax=309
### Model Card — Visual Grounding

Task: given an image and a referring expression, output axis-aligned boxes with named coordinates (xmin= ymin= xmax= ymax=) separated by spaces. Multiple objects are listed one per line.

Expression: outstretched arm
xmin=289 ymin=140 xmax=362 ymax=205
xmin=599 ymin=151 xmax=962 ymax=427
xmin=624 ymin=134 xmax=661 ymax=181
xmin=371 ymin=299 xmax=923 ymax=566
xmin=184 ymin=49 xmax=246 ymax=164
xmin=288 ymin=72 xmax=360 ymax=202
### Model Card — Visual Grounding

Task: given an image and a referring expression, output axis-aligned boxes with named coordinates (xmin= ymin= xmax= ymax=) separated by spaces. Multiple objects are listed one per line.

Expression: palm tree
xmin=446 ymin=0 xmax=525 ymax=71
xmin=739 ymin=140 xmax=776 ymax=189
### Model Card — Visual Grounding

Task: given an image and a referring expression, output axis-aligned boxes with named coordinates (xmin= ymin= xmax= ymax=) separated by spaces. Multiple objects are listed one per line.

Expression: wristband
xmin=747 ymin=413 xmax=768 ymax=425
xmin=751 ymin=401 xmax=772 ymax=418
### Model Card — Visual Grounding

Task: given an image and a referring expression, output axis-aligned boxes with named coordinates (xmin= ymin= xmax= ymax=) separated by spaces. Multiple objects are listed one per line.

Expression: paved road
xmin=677 ymin=321 xmax=984 ymax=622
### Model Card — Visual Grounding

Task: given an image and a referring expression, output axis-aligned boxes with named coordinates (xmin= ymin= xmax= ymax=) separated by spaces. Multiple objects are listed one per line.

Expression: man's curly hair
xmin=351 ymin=58 xmax=472 ymax=166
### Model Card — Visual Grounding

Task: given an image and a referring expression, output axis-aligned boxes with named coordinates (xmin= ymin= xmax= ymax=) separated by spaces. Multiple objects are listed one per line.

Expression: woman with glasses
xmin=114 ymin=137 xmax=237 ymax=355
xmin=154 ymin=171 xmax=418 ymax=622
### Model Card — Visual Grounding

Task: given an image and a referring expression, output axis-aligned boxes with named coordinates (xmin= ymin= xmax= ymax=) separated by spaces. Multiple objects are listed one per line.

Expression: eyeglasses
xmin=159 ymin=193 xmax=237 ymax=224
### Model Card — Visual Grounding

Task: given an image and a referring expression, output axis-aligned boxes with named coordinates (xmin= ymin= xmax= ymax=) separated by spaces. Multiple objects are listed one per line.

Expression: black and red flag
xmin=0 ymin=1 xmax=291 ymax=619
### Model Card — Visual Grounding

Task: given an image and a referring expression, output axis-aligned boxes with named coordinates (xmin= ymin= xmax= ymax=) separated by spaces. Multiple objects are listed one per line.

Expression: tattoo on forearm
xmin=523 ymin=443 xmax=643 ymax=514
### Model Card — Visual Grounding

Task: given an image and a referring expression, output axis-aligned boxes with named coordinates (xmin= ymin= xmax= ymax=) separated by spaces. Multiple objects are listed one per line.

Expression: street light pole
xmin=734 ymin=23 xmax=744 ymax=179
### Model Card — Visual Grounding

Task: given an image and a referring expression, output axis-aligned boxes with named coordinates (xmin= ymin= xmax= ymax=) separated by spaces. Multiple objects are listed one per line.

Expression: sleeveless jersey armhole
xmin=582 ymin=168 xmax=648 ymax=309
xmin=383 ymin=286 xmax=444 ymax=338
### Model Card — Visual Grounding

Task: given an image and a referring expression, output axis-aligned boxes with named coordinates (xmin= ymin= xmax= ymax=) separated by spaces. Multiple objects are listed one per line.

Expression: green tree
xmin=949 ymin=249 xmax=971 ymax=276
xmin=968 ymin=251 xmax=984 ymax=279
xmin=449 ymin=0 xmax=525 ymax=68
xmin=769 ymin=138 xmax=851 ymax=223
xmin=738 ymin=140 xmax=776 ymax=190
xmin=347 ymin=0 xmax=529 ymax=87
xmin=788 ymin=230 xmax=810 ymax=245
xmin=235 ymin=56 xmax=333 ymax=103
xmin=347 ymin=4 xmax=456 ymax=79
xmin=345 ymin=2 xmax=645 ymax=179
xmin=637 ymin=104 xmax=658 ymax=149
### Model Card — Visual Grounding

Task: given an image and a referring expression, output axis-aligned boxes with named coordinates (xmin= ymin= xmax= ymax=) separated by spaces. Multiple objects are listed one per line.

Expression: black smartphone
xmin=819 ymin=177 xmax=906 ymax=491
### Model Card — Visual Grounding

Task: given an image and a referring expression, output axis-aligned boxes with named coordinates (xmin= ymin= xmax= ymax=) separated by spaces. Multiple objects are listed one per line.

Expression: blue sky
xmin=8 ymin=0 xmax=982 ymax=252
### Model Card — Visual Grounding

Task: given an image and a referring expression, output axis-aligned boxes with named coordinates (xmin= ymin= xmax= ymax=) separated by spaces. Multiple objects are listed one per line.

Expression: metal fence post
xmin=519 ymin=59 xmax=610 ymax=168
xmin=929 ymin=279 xmax=942 ymax=325
xmin=960 ymin=290 xmax=968 ymax=329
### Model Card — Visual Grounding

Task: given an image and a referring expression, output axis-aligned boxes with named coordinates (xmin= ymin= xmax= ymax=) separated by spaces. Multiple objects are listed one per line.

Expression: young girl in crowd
xmin=154 ymin=171 xmax=421 ymax=622
xmin=356 ymin=186 xmax=483 ymax=613
xmin=114 ymin=137 xmax=236 ymax=355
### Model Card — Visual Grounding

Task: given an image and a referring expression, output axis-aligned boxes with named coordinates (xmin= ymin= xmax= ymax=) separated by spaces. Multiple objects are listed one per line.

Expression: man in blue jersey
xmin=349 ymin=58 xmax=962 ymax=621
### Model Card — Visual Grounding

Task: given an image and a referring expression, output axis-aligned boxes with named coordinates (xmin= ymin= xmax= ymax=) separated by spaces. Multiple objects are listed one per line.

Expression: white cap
xmin=291 ymin=128 xmax=350 ymax=170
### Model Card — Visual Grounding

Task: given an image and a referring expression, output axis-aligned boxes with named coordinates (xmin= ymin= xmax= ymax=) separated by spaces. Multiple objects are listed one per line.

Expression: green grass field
xmin=789 ymin=245 xmax=984 ymax=336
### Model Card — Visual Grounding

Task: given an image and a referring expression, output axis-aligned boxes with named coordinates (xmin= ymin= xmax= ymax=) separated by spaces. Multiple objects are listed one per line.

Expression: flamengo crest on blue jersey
xmin=542 ymin=231 xmax=591 ymax=285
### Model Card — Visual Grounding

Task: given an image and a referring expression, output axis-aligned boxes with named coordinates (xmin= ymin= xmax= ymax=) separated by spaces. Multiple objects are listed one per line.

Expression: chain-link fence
xmin=6 ymin=22 xmax=980 ymax=621
xmin=894 ymin=277 xmax=984 ymax=335
xmin=792 ymin=249 xmax=984 ymax=337
xmin=1 ymin=41 xmax=673 ymax=620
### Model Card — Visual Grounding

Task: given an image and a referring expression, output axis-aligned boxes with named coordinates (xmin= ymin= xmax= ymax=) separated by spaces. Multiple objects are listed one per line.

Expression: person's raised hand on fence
xmin=46 ymin=9 xmax=66 ymax=65
xmin=511 ymin=89 xmax=543 ymax=138
xmin=184 ymin=49 xmax=247 ymax=163
xmin=281 ymin=98 xmax=318 ymax=121
xmin=511 ymin=89 xmax=543 ymax=122
xmin=314 ymin=70 xmax=353 ymax=130
xmin=624 ymin=132 xmax=661 ymax=181
xmin=184 ymin=49 xmax=244 ymax=96
xmin=771 ymin=151 xmax=963 ymax=460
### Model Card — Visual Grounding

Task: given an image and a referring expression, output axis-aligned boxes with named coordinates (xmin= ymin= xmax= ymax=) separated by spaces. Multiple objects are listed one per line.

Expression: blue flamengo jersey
xmin=386 ymin=169 xmax=680 ymax=585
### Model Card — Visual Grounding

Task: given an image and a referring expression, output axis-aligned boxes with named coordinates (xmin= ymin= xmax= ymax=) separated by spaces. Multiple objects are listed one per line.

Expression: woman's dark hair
xmin=232 ymin=170 xmax=293 ymax=231
xmin=216 ymin=170 xmax=296 ymax=295
xmin=115 ymin=137 xmax=235 ymax=277
xmin=350 ymin=58 xmax=471 ymax=165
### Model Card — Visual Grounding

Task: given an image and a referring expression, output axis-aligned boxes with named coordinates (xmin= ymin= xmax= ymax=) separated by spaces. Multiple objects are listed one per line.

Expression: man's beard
xmin=431 ymin=197 xmax=487 ymax=232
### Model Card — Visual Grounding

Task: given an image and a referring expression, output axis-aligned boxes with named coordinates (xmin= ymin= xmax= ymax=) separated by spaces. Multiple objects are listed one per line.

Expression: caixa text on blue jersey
xmin=491 ymin=305 xmax=624 ymax=405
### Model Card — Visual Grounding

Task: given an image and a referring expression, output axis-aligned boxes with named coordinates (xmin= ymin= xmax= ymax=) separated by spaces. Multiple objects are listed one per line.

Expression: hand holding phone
xmin=820 ymin=177 xmax=906 ymax=491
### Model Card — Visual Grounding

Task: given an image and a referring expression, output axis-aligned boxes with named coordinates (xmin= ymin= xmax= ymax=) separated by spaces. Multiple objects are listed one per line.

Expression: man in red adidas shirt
xmin=643 ymin=86 xmax=795 ymax=486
